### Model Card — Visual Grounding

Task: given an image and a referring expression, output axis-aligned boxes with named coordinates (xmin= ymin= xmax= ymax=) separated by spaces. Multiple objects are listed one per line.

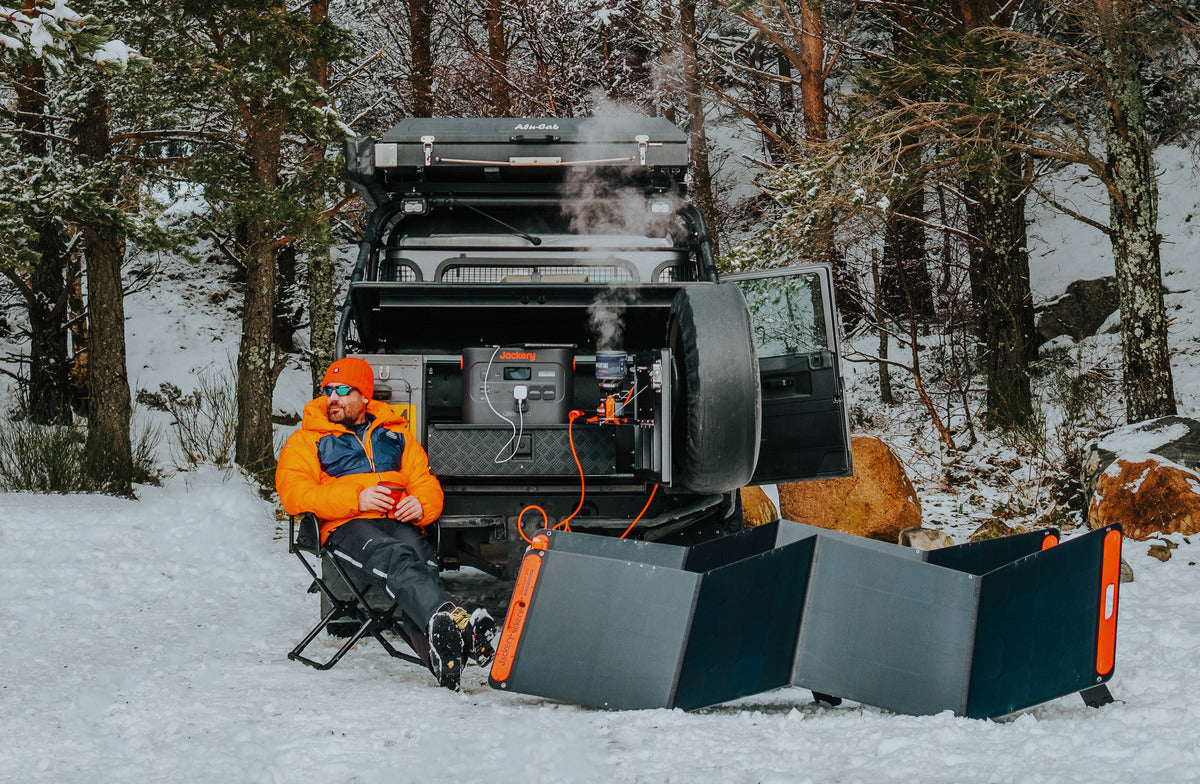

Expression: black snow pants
xmin=325 ymin=517 xmax=449 ymax=633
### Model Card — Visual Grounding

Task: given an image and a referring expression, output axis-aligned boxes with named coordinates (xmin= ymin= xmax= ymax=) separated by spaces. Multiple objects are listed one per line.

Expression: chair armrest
xmin=290 ymin=513 xmax=322 ymax=554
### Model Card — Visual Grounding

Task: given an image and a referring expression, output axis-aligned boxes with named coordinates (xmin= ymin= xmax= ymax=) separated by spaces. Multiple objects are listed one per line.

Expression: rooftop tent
xmin=344 ymin=116 xmax=690 ymax=198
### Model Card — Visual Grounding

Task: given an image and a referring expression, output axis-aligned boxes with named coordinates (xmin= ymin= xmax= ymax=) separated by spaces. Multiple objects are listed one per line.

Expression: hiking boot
xmin=427 ymin=609 xmax=464 ymax=691
xmin=450 ymin=606 xmax=498 ymax=667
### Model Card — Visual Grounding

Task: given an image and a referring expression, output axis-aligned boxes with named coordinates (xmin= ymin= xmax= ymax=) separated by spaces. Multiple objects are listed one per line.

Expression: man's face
xmin=325 ymin=386 xmax=368 ymax=425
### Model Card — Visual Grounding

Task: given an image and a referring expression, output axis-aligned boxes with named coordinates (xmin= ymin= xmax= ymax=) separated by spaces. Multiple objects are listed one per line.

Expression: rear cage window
xmin=439 ymin=263 xmax=639 ymax=284
xmin=375 ymin=259 xmax=680 ymax=284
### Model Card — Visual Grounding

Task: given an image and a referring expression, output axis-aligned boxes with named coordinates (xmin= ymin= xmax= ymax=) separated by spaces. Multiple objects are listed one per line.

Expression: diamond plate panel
xmin=429 ymin=425 xmax=618 ymax=477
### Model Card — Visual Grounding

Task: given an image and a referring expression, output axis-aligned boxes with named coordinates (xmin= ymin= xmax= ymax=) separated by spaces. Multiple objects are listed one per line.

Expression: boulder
xmin=898 ymin=526 xmax=954 ymax=550
xmin=1082 ymin=416 xmax=1200 ymax=497
xmin=739 ymin=486 xmax=779 ymax=528
xmin=1147 ymin=540 xmax=1177 ymax=563
xmin=1088 ymin=455 xmax=1200 ymax=540
xmin=1035 ymin=276 xmax=1119 ymax=346
xmin=779 ymin=436 xmax=922 ymax=542
xmin=969 ymin=519 xmax=1029 ymax=542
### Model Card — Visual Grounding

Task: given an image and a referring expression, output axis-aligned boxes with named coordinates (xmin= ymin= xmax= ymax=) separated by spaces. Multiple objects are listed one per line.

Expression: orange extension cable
xmin=516 ymin=408 xmax=656 ymax=544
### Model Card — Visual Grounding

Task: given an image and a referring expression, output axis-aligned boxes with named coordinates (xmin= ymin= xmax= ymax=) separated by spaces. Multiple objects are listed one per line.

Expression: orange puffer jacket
xmin=276 ymin=397 xmax=444 ymax=544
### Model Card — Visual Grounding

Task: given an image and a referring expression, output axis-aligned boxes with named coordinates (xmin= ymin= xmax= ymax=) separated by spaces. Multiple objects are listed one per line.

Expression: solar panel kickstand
xmin=1080 ymin=684 xmax=1115 ymax=709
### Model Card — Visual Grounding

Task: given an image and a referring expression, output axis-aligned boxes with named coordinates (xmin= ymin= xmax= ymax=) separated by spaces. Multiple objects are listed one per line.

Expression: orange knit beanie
xmin=322 ymin=357 xmax=375 ymax=399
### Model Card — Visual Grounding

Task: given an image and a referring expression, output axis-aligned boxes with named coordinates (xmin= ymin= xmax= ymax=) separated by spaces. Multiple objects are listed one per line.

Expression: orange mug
xmin=379 ymin=481 xmax=405 ymax=514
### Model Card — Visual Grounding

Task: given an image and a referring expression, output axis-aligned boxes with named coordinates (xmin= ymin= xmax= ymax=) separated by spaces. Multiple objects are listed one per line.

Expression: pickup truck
xmin=339 ymin=115 xmax=852 ymax=577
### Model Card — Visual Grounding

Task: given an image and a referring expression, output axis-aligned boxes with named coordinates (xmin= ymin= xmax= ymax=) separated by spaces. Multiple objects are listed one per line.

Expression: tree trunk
xmin=235 ymin=109 xmax=285 ymax=484
xmin=776 ymin=52 xmax=796 ymax=154
xmin=1096 ymin=1 xmax=1176 ymax=423
xmin=881 ymin=133 xmax=933 ymax=324
xmin=67 ymin=245 xmax=89 ymax=415
xmin=872 ymin=252 xmax=894 ymax=405
xmin=952 ymin=0 xmax=1035 ymax=431
xmin=408 ymin=0 xmax=435 ymax=117
xmin=680 ymin=0 xmax=720 ymax=256
xmin=307 ymin=0 xmax=336 ymax=397
xmin=789 ymin=0 xmax=861 ymax=325
xmin=485 ymin=0 xmax=511 ymax=116
xmin=793 ymin=0 xmax=827 ymax=149
xmin=964 ymin=152 xmax=1035 ymax=431
xmin=26 ymin=227 xmax=72 ymax=424
xmin=307 ymin=221 xmax=336 ymax=397
xmin=879 ymin=3 xmax=933 ymax=326
xmin=273 ymin=241 xmax=299 ymax=354
xmin=17 ymin=29 xmax=72 ymax=424
xmin=75 ymin=87 xmax=134 ymax=495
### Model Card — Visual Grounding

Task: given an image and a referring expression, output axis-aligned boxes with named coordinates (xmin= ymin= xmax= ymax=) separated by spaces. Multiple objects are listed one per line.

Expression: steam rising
xmin=568 ymin=105 xmax=678 ymax=351
xmin=588 ymin=287 xmax=638 ymax=352
xmin=562 ymin=103 xmax=683 ymax=238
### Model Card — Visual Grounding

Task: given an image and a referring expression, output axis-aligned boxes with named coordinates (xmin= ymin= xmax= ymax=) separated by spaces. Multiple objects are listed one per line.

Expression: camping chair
xmin=287 ymin=513 xmax=427 ymax=670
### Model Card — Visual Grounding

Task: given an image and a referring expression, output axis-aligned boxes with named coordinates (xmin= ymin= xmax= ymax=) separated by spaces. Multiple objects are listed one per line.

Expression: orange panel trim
xmin=490 ymin=550 xmax=544 ymax=683
xmin=1096 ymin=528 xmax=1122 ymax=677
xmin=1041 ymin=533 xmax=1059 ymax=550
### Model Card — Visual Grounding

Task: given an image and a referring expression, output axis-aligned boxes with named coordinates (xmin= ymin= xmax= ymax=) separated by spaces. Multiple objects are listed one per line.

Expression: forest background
xmin=1 ymin=0 xmax=1197 ymax=514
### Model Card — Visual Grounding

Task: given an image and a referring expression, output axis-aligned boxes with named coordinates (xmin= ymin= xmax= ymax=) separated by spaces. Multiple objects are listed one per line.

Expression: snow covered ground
xmin=4 ymin=147 xmax=1200 ymax=783
xmin=4 ymin=471 xmax=1200 ymax=783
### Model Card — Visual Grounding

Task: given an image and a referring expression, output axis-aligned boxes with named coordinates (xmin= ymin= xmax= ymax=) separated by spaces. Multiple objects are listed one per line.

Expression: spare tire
xmin=668 ymin=283 xmax=761 ymax=493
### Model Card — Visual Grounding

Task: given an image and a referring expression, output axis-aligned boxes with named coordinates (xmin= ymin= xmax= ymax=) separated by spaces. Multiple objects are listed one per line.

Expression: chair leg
xmin=325 ymin=551 xmax=425 ymax=666
xmin=288 ymin=548 xmax=425 ymax=670
xmin=289 ymin=604 xmax=347 ymax=666
xmin=289 ymin=603 xmax=372 ymax=670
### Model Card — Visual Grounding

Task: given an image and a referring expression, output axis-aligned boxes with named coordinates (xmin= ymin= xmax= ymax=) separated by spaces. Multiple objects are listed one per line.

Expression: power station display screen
xmin=462 ymin=346 xmax=573 ymax=425
xmin=503 ymin=366 xmax=532 ymax=381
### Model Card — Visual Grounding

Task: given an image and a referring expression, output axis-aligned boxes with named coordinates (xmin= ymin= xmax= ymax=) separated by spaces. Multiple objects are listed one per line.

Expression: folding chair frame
xmin=287 ymin=514 xmax=425 ymax=670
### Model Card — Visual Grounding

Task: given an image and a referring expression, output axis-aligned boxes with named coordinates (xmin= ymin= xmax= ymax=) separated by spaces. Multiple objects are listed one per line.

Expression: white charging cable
xmin=483 ymin=346 xmax=525 ymax=463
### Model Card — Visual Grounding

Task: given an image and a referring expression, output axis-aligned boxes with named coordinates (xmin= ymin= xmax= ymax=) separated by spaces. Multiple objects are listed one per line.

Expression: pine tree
xmin=142 ymin=0 xmax=351 ymax=484
xmin=1085 ymin=0 xmax=1179 ymax=422
xmin=725 ymin=0 xmax=1042 ymax=432
xmin=1 ymin=1 xmax=75 ymax=424
xmin=989 ymin=0 xmax=1192 ymax=422
xmin=303 ymin=0 xmax=337 ymax=397
xmin=2 ymin=1 xmax=166 ymax=493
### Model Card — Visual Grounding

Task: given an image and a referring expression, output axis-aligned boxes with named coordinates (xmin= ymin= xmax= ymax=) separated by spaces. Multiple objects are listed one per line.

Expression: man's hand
xmin=392 ymin=495 xmax=424 ymax=524
xmin=358 ymin=485 xmax=395 ymax=514
xmin=358 ymin=484 xmax=425 ymax=524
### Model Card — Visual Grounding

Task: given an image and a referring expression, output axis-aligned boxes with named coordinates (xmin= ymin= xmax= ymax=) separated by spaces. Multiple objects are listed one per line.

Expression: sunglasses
xmin=322 ymin=384 xmax=357 ymax=397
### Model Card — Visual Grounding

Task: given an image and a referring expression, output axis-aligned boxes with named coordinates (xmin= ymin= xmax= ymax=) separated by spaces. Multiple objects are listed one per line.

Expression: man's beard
xmin=327 ymin=404 xmax=347 ymax=423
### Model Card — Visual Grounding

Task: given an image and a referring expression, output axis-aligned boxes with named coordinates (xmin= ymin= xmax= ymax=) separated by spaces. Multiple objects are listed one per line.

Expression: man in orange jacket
xmin=276 ymin=357 xmax=495 ymax=691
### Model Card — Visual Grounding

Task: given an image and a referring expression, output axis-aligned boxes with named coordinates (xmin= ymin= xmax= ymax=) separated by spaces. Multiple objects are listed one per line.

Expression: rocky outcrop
xmin=740 ymin=486 xmax=779 ymax=528
xmin=1082 ymin=416 xmax=1200 ymax=497
xmin=779 ymin=436 xmax=922 ymax=542
xmin=1035 ymin=276 xmax=1119 ymax=346
xmin=1088 ymin=455 xmax=1200 ymax=540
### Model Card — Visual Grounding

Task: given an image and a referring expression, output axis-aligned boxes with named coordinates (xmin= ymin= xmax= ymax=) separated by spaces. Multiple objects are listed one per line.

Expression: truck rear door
xmin=724 ymin=264 xmax=853 ymax=484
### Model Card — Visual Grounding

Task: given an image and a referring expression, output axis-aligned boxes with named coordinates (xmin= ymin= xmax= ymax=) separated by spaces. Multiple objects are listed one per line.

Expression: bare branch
xmin=1030 ymin=184 xmax=1112 ymax=236
xmin=329 ymin=44 xmax=390 ymax=93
